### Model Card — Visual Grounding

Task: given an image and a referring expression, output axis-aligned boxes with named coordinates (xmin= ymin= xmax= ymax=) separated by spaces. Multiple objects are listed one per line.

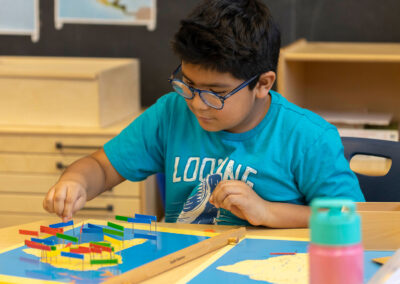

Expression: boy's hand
xmin=43 ymin=180 xmax=87 ymax=222
xmin=209 ymin=180 xmax=269 ymax=226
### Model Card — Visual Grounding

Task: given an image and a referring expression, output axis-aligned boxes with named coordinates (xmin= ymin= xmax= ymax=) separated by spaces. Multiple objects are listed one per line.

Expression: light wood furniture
xmin=0 ymin=118 xmax=158 ymax=228
xmin=105 ymin=228 xmax=247 ymax=284
xmin=0 ymin=56 xmax=140 ymax=127
xmin=0 ymin=203 xmax=398 ymax=283
xmin=356 ymin=202 xmax=400 ymax=250
xmin=278 ymin=39 xmax=400 ymax=120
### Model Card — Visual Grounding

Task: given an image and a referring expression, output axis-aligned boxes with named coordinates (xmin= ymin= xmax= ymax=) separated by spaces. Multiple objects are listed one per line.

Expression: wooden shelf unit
xmin=277 ymin=39 xmax=400 ymax=121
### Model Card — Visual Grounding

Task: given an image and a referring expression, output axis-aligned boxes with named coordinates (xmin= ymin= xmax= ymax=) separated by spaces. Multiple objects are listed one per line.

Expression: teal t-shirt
xmin=104 ymin=91 xmax=365 ymax=225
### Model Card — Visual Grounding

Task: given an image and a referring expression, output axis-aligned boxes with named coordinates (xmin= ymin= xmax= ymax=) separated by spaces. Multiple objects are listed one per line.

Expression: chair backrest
xmin=155 ymin=173 xmax=166 ymax=210
xmin=341 ymin=137 xmax=400 ymax=201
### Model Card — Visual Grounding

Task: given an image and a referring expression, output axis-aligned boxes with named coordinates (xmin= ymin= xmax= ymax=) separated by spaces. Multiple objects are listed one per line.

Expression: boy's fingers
xmin=61 ymin=196 xmax=86 ymax=223
xmin=221 ymin=194 xmax=240 ymax=211
xmin=221 ymin=194 xmax=245 ymax=220
xmin=62 ymin=187 xmax=80 ymax=221
xmin=211 ymin=183 xmax=241 ymax=207
xmin=210 ymin=183 xmax=226 ymax=206
xmin=43 ymin=187 xmax=56 ymax=213
xmin=53 ymin=185 xmax=68 ymax=217
xmin=221 ymin=194 xmax=246 ymax=219
xmin=73 ymin=195 xmax=87 ymax=214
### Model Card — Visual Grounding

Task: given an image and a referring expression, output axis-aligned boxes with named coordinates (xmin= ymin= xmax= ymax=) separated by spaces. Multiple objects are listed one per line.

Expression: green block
xmin=115 ymin=215 xmax=129 ymax=222
xmin=107 ymin=221 xmax=124 ymax=231
xmin=90 ymin=241 xmax=111 ymax=247
xmin=51 ymin=246 xmax=57 ymax=251
xmin=56 ymin=233 xmax=78 ymax=243
xmin=90 ymin=259 xmax=118 ymax=265
xmin=103 ymin=228 xmax=124 ymax=237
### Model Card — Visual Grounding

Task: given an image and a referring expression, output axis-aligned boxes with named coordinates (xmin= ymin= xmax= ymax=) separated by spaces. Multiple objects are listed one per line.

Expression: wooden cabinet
xmin=0 ymin=118 xmax=158 ymax=228
xmin=0 ymin=56 xmax=140 ymax=128
xmin=278 ymin=39 xmax=400 ymax=121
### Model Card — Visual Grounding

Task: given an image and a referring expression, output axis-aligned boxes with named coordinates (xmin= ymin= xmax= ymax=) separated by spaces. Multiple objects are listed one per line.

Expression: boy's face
xmin=181 ymin=62 xmax=272 ymax=133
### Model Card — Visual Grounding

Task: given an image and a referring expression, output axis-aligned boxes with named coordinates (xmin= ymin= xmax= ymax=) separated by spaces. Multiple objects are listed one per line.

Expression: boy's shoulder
xmin=156 ymin=92 xmax=184 ymax=105
xmin=147 ymin=92 xmax=188 ymax=122
xmin=270 ymin=90 xmax=335 ymax=132
xmin=154 ymin=92 xmax=188 ymax=113
xmin=269 ymin=91 xmax=338 ymax=150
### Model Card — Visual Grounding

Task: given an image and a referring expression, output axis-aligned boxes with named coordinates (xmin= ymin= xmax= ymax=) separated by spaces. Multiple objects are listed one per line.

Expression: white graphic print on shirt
xmin=172 ymin=156 xmax=257 ymax=187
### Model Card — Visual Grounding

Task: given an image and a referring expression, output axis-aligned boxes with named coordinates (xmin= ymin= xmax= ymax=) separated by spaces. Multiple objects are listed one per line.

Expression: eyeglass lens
xmin=172 ymin=80 xmax=223 ymax=109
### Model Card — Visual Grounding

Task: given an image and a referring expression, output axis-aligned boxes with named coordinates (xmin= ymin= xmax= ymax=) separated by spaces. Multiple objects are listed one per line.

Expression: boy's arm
xmin=210 ymin=180 xmax=310 ymax=228
xmin=261 ymin=202 xmax=310 ymax=228
xmin=43 ymin=148 xmax=125 ymax=222
xmin=210 ymin=129 xmax=362 ymax=228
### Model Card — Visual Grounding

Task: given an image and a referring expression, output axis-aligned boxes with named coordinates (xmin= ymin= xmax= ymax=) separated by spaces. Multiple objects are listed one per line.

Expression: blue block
xmin=127 ymin=218 xmax=151 ymax=224
xmin=30 ymin=238 xmax=45 ymax=244
xmin=134 ymin=233 xmax=157 ymax=240
xmin=82 ymin=228 xmax=103 ymax=234
xmin=49 ymin=220 xmax=74 ymax=228
xmin=61 ymin=252 xmax=84 ymax=260
xmin=135 ymin=214 xmax=157 ymax=221
xmin=87 ymin=223 xmax=102 ymax=229
xmin=30 ymin=238 xmax=54 ymax=246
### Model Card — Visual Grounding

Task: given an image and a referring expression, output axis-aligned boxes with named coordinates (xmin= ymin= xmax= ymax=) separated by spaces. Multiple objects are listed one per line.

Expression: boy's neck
xmin=226 ymin=93 xmax=271 ymax=133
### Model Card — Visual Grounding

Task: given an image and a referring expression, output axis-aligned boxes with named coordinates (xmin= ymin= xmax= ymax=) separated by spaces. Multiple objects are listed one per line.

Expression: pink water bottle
xmin=309 ymin=199 xmax=363 ymax=284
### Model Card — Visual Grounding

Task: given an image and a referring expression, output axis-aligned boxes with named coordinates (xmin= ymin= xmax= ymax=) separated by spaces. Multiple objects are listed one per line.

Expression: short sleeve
xmin=294 ymin=127 xmax=365 ymax=203
xmin=103 ymin=97 xmax=166 ymax=181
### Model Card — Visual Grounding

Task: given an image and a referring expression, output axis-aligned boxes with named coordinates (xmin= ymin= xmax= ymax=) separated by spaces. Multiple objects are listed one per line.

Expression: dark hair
xmin=171 ymin=0 xmax=281 ymax=89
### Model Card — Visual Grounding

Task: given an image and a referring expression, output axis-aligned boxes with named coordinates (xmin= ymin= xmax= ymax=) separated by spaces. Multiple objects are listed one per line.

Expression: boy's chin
xmin=197 ymin=120 xmax=224 ymax=132
xmin=199 ymin=124 xmax=222 ymax=132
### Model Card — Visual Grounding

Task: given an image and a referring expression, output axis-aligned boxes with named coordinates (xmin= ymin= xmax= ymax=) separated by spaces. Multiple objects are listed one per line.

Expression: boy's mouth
xmin=197 ymin=116 xmax=213 ymax=122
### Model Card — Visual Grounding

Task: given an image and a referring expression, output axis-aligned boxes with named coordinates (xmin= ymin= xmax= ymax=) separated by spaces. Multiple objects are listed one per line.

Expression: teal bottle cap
xmin=310 ymin=198 xmax=361 ymax=246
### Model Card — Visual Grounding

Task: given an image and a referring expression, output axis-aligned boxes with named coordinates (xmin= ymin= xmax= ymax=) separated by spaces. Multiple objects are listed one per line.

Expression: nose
xmin=190 ymin=91 xmax=210 ymax=111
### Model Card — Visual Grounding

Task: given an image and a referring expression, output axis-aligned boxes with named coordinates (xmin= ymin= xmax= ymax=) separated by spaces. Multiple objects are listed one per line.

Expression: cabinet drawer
xmin=78 ymin=196 xmax=141 ymax=217
xmin=110 ymin=179 xmax=142 ymax=197
xmin=0 ymin=173 xmax=141 ymax=197
xmin=0 ymin=173 xmax=58 ymax=193
xmin=0 ymin=133 xmax=109 ymax=154
xmin=0 ymin=193 xmax=141 ymax=217
xmin=0 ymin=153 xmax=83 ymax=174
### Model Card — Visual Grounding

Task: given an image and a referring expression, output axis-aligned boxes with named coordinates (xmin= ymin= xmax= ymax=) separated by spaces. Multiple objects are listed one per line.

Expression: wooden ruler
xmin=103 ymin=227 xmax=246 ymax=283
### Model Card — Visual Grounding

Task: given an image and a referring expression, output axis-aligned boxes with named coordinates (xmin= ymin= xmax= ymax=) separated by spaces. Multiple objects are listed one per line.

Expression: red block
xmin=70 ymin=246 xmax=91 ymax=254
xmin=19 ymin=229 xmax=39 ymax=237
xmin=40 ymin=226 xmax=63 ymax=236
xmin=90 ymin=247 xmax=102 ymax=254
xmin=25 ymin=240 xmax=51 ymax=251
xmin=90 ymin=243 xmax=112 ymax=252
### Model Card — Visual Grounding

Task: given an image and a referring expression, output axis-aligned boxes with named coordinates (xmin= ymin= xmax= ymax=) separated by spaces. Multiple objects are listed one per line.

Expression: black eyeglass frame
xmin=168 ymin=64 xmax=259 ymax=110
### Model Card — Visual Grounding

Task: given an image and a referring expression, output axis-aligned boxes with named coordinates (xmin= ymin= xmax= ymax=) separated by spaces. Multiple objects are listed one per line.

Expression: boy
xmin=43 ymin=0 xmax=364 ymax=228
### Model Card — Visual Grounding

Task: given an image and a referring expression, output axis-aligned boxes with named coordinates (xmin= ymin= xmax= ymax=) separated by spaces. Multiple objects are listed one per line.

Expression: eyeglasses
xmin=168 ymin=64 xmax=259 ymax=110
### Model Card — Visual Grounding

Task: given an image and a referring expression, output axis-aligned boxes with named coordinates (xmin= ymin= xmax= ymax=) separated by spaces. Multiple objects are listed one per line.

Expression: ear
xmin=254 ymin=71 xmax=276 ymax=99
